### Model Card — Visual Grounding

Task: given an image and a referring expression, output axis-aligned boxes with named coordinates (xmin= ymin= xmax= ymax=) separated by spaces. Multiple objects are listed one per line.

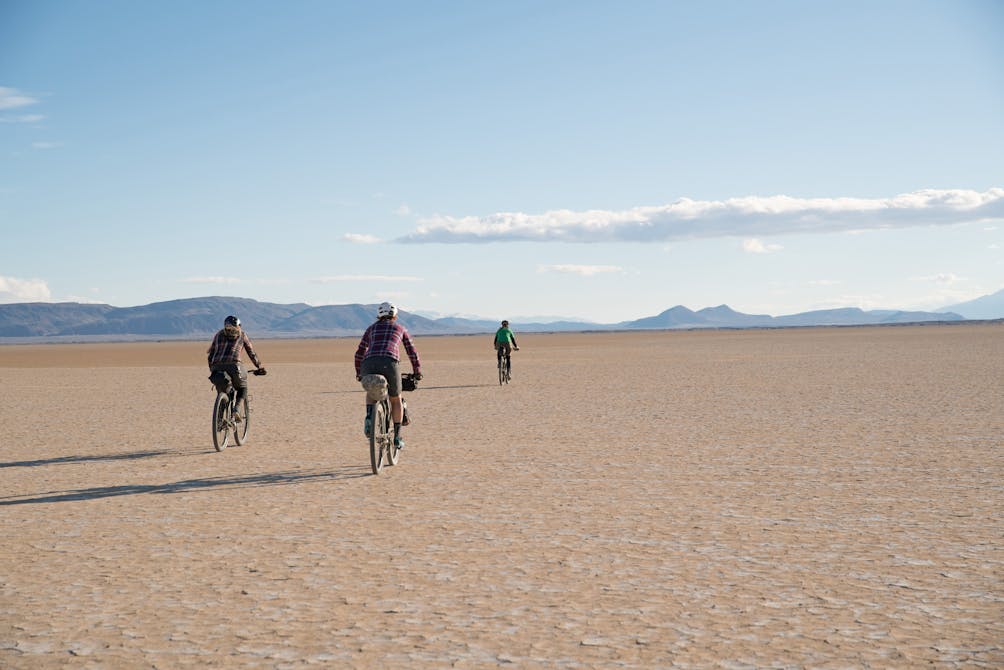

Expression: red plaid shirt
xmin=354 ymin=320 xmax=421 ymax=375
xmin=207 ymin=329 xmax=261 ymax=368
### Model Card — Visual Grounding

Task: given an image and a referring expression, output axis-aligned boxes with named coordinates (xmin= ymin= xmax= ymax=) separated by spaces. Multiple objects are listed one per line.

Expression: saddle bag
xmin=360 ymin=374 xmax=388 ymax=403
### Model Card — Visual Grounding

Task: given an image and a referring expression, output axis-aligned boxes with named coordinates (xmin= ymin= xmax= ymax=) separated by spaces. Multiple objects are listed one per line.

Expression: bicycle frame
xmin=210 ymin=366 xmax=263 ymax=452
xmin=361 ymin=372 xmax=416 ymax=474
xmin=497 ymin=349 xmax=511 ymax=385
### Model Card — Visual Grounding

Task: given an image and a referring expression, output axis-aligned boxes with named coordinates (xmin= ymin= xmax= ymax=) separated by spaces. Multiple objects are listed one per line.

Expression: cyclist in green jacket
xmin=493 ymin=320 xmax=520 ymax=369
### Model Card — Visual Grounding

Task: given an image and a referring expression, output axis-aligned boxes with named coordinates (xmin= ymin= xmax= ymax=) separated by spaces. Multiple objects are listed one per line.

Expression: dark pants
xmin=211 ymin=362 xmax=248 ymax=404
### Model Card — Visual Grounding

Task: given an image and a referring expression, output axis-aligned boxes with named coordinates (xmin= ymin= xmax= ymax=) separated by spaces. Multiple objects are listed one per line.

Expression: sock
xmin=394 ymin=423 xmax=401 ymax=438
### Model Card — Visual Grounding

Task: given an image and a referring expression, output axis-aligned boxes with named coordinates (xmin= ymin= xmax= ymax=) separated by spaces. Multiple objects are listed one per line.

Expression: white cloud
xmin=0 ymin=87 xmax=38 ymax=110
xmin=62 ymin=295 xmax=107 ymax=304
xmin=399 ymin=188 xmax=1004 ymax=244
xmin=742 ymin=238 xmax=783 ymax=254
xmin=344 ymin=233 xmax=383 ymax=244
xmin=181 ymin=276 xmax=242 ymax=284
xmin=395 ymin=204 xmax=412 ymax=216
xmin=814 ymin=294 xmax=888 ymax=310
xmin=375 ymin=291 xmax=409 ymax=301
xmin=0 ymin=113 xmax=44 ymax=124
xmin=538 ymin=264 xmax=624 ymax=276
xmin=911 ymin=273 xmax=966 ymax=285
xmin=0 ymin=275 xmax=52 ymax=303
xmin=32 ymin=141 xmax=60 ymax=150
xmin=311 ymin=275 xmax=422 ymax=283
xmin=809 ymin=279 xmax=841 ymax=286
xmin=934 ymin=273 xmax=964 ymax=285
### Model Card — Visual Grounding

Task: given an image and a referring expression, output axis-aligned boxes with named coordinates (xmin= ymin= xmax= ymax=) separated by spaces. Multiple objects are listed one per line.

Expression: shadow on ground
xmin=321 ymin=384 xmax=495 ymax=394
xmin=0 ymin=466 xmax=373 ymax=505
xmin=0 ymin=449 xmax=175 ymax=469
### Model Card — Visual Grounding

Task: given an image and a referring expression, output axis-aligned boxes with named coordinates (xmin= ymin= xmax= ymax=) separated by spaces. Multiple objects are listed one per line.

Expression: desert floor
xmin=1 ymin=325 xmax=1002 ymax=668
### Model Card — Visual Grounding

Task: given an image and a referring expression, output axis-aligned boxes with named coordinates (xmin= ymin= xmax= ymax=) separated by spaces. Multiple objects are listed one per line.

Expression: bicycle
xmin=360 ymin=372 xmax=418 ymax=474
xmin=497 ymin=346 xmax=517 ymax=385
xmin=209 ymin=367 xmax=266 ymax=451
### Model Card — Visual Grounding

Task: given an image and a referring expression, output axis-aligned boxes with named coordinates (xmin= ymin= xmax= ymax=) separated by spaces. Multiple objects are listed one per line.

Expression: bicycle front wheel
xmin=233 ymin=394 xmax=250 ymax=446
xmin=369 ymin=401 xmax=388 ymax=474
xmin=212 ymin=393 xmax=230 ymax=451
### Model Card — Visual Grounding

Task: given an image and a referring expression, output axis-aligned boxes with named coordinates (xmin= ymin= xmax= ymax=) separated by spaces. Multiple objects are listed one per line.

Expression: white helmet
xmin=377 ymin=302 xmax=398 ymax=318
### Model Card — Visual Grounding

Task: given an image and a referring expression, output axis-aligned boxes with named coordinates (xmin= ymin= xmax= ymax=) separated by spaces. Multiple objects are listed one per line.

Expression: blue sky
xmin=2 ymin=0 xmax=1002 ymax=322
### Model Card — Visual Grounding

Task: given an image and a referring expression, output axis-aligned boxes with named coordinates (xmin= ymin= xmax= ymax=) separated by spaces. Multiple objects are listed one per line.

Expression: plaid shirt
xmin=354 ymin=320 xmax=421 ymax=375
xmin=207 ymin=329 xmax=261 ymax=368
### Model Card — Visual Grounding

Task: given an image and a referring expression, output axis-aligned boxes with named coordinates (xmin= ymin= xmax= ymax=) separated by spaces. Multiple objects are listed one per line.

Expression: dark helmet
xmin=224 ymin=315 xmax=241 ymax=328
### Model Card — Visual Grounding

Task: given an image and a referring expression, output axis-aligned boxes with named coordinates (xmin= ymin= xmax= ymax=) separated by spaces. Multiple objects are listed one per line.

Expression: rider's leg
xmin=231 ymin=363 xmax=248 ymax=419
xmin=387 ymin=395 xmax=403 ymax=448
xmin=389 ymin=395 xmax=405 ymax=445
xmin=364 ymin=403 xmax=373 ymax=437
xmin=232 ymin=387 xmax=247 ymax=420
xmin=389 ymin=395 xmax=403 ymax=425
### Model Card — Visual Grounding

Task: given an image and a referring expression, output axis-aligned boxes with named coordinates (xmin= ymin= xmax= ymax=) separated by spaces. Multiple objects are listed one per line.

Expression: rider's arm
xmin=242 ymin=333 xmax=261 ymax=368
xmin=353 ymin=328 xmax=371 ymax=376
xmin=402 ymin=331 xmax=421 ymax=376
xmin=207 ymin=332 xmax=219 ymax=366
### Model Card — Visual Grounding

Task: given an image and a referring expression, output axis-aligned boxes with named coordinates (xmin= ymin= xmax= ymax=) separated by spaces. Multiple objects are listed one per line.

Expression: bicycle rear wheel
xmin=498 ymin=356 xmax=505 ymax=385
xmin=369 ymin=401 xmax=388 ymax=474
xmin=212 ymin=393 xmax=230 ymax=451
xmin=233 ymin=394 xmax=250 ymax=446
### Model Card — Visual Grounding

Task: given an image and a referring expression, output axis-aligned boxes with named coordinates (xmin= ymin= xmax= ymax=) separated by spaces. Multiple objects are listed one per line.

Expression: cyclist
xmin=354 ymin=302 xmax=422 ymax=449
xmin=207 ymin=315 xmax=264 ymax=422
xmin=492 ymin=319 xmax=520 ymax=372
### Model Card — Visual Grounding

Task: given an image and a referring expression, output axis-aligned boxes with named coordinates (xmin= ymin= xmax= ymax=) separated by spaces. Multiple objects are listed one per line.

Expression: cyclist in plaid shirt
xmin=207 ymin=315 xmax=264 ymax=422
xmin=355 ymin=302 xmax=422 ymax=449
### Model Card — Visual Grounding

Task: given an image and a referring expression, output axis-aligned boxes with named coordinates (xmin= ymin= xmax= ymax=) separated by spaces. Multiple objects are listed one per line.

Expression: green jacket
xmin=493 ymin=327 xmax=517 ymax=347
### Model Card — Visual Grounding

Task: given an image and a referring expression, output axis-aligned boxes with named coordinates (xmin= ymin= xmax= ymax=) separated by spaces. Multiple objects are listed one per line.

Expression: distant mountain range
xmin=0 ymin=293 xmax=991 ymax=342
xmin=937 ymin=288 xmax=1004 ymax=320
